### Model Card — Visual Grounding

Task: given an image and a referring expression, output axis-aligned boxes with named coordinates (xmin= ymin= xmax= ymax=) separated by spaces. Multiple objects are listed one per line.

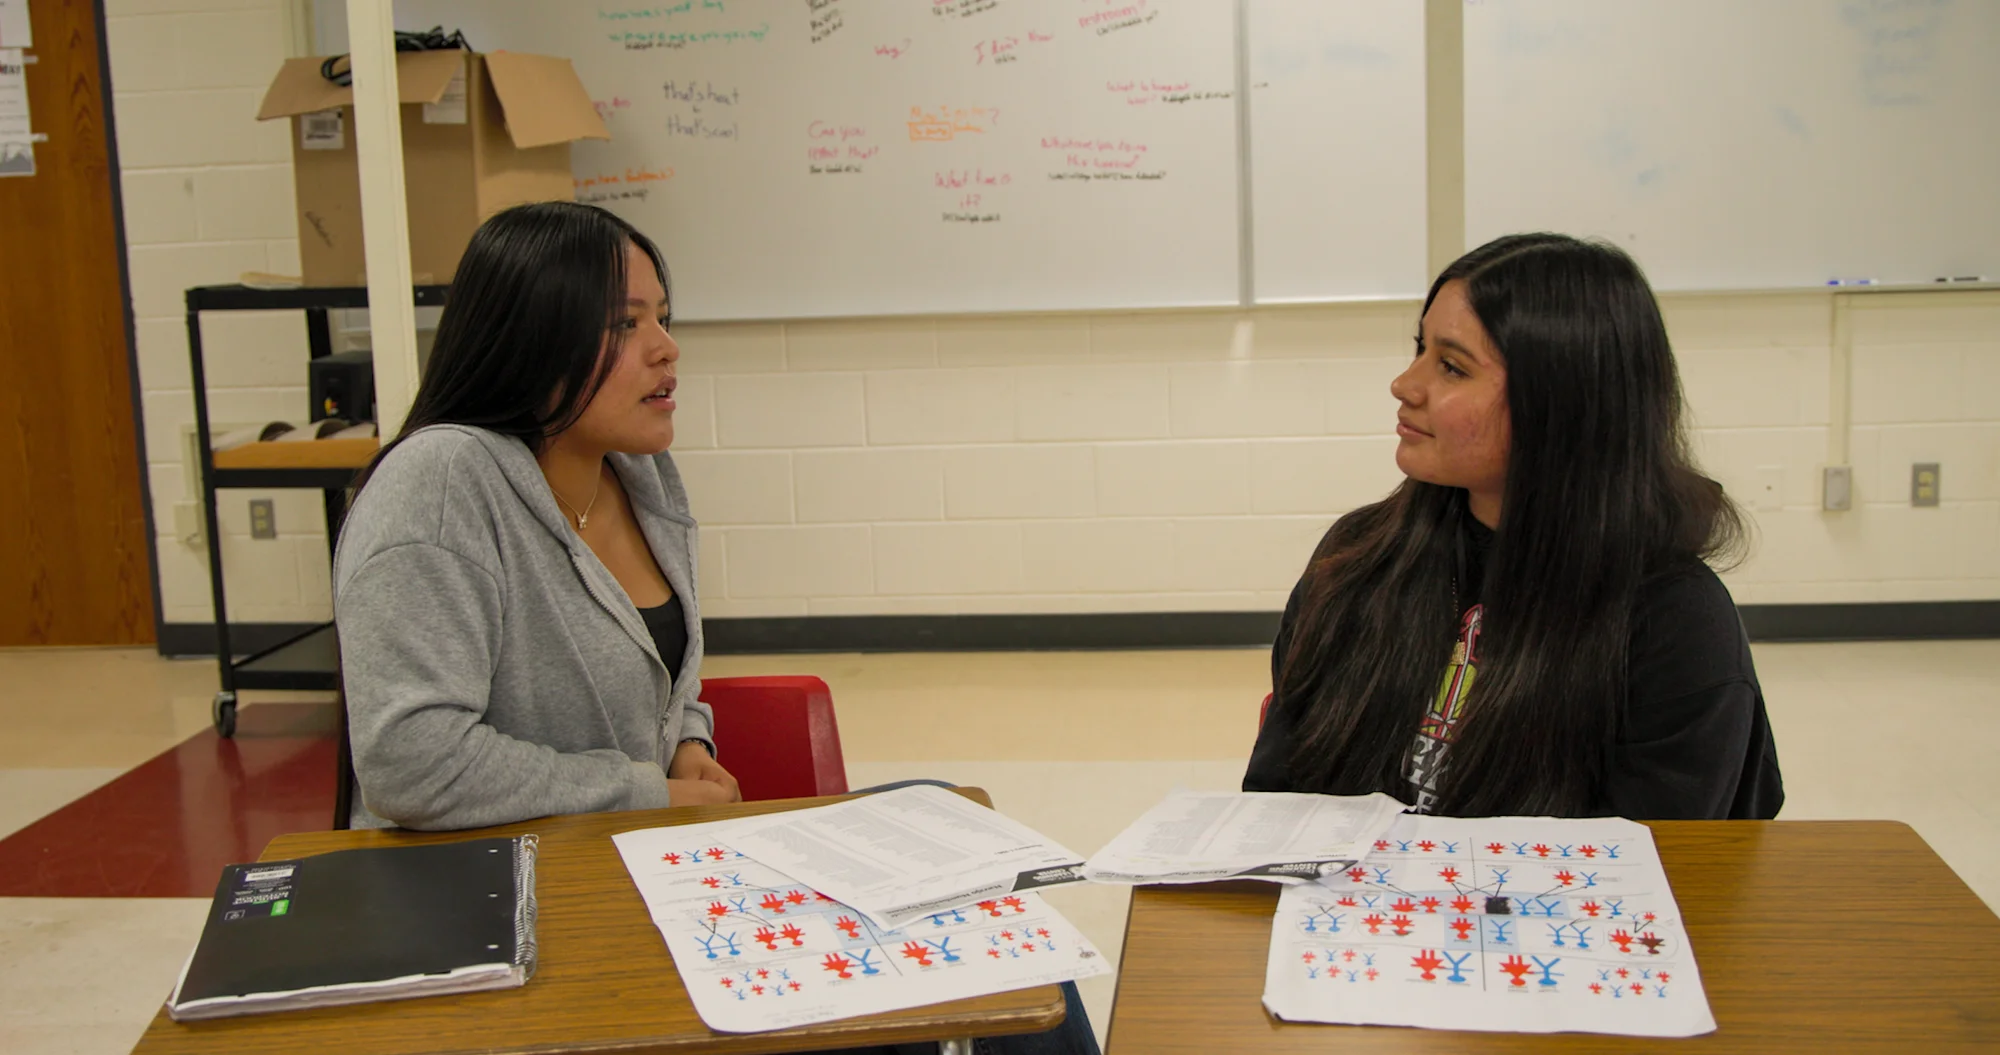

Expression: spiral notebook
xmin=166 ymin=835 xmax=539 ymax=1021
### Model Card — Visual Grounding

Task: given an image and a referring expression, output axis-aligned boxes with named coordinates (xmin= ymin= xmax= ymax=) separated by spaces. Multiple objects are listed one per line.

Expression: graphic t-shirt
xmin=1403 ymin=603 xmax=1482 ymax=813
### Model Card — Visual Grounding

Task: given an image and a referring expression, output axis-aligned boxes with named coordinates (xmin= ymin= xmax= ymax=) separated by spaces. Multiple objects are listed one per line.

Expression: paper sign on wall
xmin=0 ymin=47 xmax=34 ymax=177
xmin=0 ymin=1 xmax=31 ymax=49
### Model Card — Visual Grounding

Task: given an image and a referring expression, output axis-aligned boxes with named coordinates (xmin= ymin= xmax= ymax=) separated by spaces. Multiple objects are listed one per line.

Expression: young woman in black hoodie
xmin=1245 ymin=234 xmax=1783 ymax=820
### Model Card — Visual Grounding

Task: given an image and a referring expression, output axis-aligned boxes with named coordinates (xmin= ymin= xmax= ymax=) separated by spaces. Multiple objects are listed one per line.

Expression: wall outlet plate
xmin=249 ymin=498 xmax=278 ymax=539
xmin=1912 ymin=462 xmax=1941 ymax=507
xmin=1823 ymin=465 xmax=1852 ymax=511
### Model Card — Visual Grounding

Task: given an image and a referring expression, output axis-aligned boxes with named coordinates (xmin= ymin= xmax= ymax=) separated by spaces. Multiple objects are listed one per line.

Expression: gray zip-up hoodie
xmin=332 ymin=424 xmax=714 ymax=830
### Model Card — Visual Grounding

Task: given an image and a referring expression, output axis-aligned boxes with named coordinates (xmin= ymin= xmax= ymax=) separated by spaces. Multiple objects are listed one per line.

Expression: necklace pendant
xmin=577 ymin=513 xmax=589 ymax=530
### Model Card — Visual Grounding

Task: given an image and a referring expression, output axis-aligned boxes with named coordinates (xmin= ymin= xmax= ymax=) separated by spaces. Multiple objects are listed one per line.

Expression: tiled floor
xmin=2 ymin=640 xmax=1996 ymax=1054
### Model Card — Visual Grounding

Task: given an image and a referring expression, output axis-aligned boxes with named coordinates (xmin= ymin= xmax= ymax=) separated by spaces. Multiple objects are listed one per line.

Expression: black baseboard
xmin=1735 ymin=601 xmax=2000 ymax=642
xmin=158 ymin=601 xmax=1999 ymax=659
xmin=705 ymin=602 xmax=2000 ymax=652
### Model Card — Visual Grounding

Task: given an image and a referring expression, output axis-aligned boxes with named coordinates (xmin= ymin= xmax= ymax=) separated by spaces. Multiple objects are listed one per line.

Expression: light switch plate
xmin=1822 ymin=466 xmax=1852 ymax=511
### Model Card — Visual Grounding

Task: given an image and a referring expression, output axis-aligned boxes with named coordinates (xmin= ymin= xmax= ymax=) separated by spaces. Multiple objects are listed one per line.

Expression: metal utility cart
xmin=184 ymin=283 xmax=446 ymax=736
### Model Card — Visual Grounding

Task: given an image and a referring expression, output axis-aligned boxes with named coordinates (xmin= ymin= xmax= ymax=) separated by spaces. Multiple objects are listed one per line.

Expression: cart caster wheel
xmin=213 ymin=691 xmax=237 ymax=738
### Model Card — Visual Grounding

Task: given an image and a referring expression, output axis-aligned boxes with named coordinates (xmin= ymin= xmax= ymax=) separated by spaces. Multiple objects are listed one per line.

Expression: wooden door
xmin=0 ymin=0 xmax=155 ymax=646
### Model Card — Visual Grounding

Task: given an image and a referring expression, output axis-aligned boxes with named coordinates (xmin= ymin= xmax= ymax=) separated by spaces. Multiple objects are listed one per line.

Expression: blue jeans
xmin=814 ymin=980 xmax=1100 ymax=1055
xmin=817 ymin=781 xmax=1102 ymax=1055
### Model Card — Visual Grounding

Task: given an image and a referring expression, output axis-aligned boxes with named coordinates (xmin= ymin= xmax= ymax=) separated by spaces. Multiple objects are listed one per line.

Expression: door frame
xmin=91 ymin=0 xmax=168 ymax=646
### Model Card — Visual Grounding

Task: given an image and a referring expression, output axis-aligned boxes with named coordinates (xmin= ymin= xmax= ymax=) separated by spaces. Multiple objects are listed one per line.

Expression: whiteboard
xmin=1248 ymin=0 xmax=1427 ymax=302
xmin=395 ymin=0 xmax=1241 ymax=320
xmin=1465 ymin=0 xmax=2000 ymax=291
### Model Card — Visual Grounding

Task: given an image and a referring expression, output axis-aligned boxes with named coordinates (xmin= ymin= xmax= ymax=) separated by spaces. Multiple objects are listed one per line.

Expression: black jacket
xmin=1244 ymin=549 xmax=1784 ymax=821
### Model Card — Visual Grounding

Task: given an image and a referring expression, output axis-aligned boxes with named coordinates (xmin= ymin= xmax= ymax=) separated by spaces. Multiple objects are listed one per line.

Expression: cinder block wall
xmin=108 ymin=2 xmax=2000 ymax=631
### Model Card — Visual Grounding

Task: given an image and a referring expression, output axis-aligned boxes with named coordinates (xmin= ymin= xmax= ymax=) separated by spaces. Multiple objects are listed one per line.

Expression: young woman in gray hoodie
xmin=334 ymin=202 xmax=736 ymax=831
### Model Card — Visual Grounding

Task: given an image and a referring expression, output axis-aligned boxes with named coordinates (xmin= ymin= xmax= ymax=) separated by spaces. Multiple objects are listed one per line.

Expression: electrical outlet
xmin=1912 ymin=463 xmax=1941 ymax=507
xmin=1755 ymin=466 xmax=1784 ymax=511
xmin=1822 ymin=466 xmax=1852 ymax=511
xmin=249 ymin=498 xmax=278 ymax=539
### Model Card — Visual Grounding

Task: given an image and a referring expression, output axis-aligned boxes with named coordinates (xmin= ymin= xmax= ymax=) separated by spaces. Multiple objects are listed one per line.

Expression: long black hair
xmin=354 ymin=201 xmax=669 ymax=490
xmin=1278 ymin=233 xmax=1745 ymax=816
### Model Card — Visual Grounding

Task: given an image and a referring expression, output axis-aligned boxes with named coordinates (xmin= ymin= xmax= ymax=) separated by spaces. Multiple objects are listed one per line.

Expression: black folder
xmin=167 ymin=835 xmax=539 ymax=1021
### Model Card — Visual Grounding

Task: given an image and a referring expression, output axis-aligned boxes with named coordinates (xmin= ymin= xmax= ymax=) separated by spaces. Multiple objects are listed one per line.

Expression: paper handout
xmin=1263 ymin=814 xmax=1715 ymax=1037
xmin=1083 ymin=791 xmax=1407 ymax=885
xmin=612 ymin=818 xmax=1106 ymax=1034
xmin=721 ymin=785 xmax=1087 ymax=931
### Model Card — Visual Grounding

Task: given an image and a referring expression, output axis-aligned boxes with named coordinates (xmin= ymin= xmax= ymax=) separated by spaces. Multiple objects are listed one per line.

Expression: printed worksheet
xmin=613 ymin=819 xmax=1106 ymax=1034
xmin=1264 ymin=815 xmax=1715 ymax=1037
xmin=1084 ymin=790 xmax=1405 ymax=885
xmin=723 ymin=785 xmax=1086 ymax=931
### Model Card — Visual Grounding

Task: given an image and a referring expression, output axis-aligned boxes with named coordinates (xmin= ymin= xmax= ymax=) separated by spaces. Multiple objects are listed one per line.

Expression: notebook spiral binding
xmin=513 ymin=834 xmax=541 ymax=980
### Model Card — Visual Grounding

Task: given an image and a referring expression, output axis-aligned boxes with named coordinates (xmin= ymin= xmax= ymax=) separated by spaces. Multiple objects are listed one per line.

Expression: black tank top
xmin=636 ymin=593 xmax=688 ymax=684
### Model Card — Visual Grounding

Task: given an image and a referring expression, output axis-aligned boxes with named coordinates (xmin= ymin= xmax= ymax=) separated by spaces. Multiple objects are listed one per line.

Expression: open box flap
xmin=257 ymin=49 xmax=467 ymax=119
xmin=484 ymin=51 xmax=611 ymax=149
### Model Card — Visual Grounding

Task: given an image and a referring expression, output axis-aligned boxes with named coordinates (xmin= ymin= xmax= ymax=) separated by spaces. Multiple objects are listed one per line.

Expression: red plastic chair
xmin=699 ymin=676 xmax=849 ymax=801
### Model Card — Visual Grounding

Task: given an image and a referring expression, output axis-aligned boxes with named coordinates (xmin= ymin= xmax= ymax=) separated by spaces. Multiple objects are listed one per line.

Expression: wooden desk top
xmin=130 ymin=789 xmax=1065 ymax=1055
xmin=1107 ymin=820 xmax=2000 ymax=1053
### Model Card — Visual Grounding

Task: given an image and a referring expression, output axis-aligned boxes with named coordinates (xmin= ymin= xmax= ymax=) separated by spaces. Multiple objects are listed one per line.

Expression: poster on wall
xmin=0 ymin=47 xmax=33 ymax=176
xmin=0 ymin=1 xmax=31 ymax=48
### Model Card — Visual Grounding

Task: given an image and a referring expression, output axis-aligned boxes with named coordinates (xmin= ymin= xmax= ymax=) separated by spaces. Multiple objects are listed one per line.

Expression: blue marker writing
xmin=1826 ymin=278 xmax=1876 ymax=287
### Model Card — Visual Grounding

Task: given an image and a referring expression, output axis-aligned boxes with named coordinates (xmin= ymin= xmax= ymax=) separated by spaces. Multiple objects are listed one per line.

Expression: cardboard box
xmin=257 ymin=49 xmax=609 ymax=286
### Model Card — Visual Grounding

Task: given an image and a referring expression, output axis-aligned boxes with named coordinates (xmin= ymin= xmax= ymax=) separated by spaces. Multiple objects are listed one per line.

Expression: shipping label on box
xmin=300 ymin=109 xmax=344 ymax=150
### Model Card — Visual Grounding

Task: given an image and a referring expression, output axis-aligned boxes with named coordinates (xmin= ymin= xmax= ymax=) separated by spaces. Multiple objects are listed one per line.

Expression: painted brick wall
xmin=109 ymin=4 xmax=1999 ymax=628
xmin=668 ymin=294 xmax=2000 ymax=618
xmin=107 ymin=0 xmax=326 ymax=626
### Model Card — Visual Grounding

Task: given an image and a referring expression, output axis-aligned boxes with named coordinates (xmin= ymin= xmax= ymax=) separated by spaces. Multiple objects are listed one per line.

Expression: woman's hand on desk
xmin=668 ymin=741 xmax=743 ymax=804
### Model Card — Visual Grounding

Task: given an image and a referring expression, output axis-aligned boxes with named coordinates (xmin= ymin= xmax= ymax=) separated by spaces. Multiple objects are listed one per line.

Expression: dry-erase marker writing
xmin=1826 ymin=278 xmax=1876 ymax=287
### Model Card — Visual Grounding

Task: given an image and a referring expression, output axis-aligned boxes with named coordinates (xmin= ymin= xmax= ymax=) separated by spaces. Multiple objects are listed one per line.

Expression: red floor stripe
xmin=0 ymin=704 xmax=338 ymax=898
